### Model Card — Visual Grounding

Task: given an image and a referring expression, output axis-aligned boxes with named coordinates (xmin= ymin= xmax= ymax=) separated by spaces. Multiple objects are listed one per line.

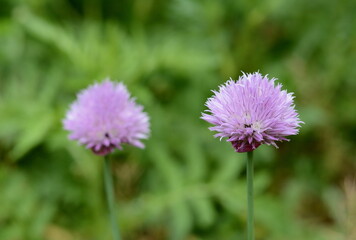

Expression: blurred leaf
xmin=11 ymin=110 xmax=54 ymax=160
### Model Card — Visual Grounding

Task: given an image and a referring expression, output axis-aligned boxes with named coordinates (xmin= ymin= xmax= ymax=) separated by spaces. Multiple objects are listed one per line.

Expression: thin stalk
xmin=103 ymin=155 xmax=121 ymax=240
xmin=247 ymin=151 xmax=254 ymax=240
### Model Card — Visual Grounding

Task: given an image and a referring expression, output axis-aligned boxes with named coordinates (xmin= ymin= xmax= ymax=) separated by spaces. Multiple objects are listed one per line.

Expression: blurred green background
xmin=0 ymin=0 xmax=355 ymax=239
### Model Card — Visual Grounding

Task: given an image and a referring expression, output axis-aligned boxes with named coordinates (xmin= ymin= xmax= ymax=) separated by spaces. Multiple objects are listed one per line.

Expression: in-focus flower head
xmin=63 ymin=79 xmax=150 ymax=155
xmin=201 ymin=72 xmax=303 ymax=153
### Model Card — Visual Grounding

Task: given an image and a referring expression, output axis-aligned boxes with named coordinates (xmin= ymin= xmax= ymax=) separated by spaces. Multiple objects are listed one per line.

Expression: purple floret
xmin=63 ymin=79 xmax=150 ymax=155
xmin=201 ymin=72 xmax=302 ymax=153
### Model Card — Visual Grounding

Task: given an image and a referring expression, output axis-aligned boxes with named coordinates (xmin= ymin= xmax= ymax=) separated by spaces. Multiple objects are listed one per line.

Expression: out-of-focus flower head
xmin=63 ymin=79 xmax=150 ymax=155
xmin=202 ymin=72 xmax=303 ymax=153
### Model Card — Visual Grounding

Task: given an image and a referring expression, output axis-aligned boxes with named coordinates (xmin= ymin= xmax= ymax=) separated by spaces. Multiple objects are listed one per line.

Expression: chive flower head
xmin=201 ymin=72 xmax=302 ymax=152
xmin=63 ymin=79 xmax=150 ymax=155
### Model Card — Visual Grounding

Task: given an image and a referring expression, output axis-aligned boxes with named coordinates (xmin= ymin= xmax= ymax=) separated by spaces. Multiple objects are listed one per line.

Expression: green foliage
xmin=0 ymin=0 xmax=355 ymax=239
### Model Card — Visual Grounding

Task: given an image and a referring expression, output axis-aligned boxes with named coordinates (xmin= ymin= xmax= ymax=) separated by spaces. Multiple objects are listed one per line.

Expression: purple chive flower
xmin=63 ymin=79 xmax=150 ymax=155
xmin=201 ymin=72 xmax=302 ymax=153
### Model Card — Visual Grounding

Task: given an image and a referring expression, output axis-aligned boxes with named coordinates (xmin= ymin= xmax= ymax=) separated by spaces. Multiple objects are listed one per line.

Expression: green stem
xmin=103 ymin=155 xmax=121 ymax=240
xmin=247 ymin=151 xmax=254 ymax=240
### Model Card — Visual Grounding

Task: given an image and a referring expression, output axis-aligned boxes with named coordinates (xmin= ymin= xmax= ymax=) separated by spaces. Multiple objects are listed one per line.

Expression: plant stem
xmin=247 ymin=151 xmax=254 ymax=240
xmin=103 ymin=155 xmax=121 ymax=240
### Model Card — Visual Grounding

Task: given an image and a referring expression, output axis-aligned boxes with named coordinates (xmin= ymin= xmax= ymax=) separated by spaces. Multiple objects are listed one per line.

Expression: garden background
xmin=0 ymin=0 xmax=355 ymax=239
